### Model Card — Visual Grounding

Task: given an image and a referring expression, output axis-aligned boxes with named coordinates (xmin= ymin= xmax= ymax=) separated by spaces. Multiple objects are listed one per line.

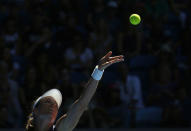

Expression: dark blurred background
xmin=0 ymin=0 xmax=191 ymax=130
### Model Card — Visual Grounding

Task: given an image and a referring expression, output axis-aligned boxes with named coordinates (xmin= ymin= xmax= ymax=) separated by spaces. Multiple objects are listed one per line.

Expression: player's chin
xmin=35 ymin=115 xmax=55 ymax=131
xmin=39 ymin=115 xmax=57 ymax=130
xmin=39 ymin=107 xmax=58 ymax=129
xmin=49 ymin=111 xmax=58 ymax=127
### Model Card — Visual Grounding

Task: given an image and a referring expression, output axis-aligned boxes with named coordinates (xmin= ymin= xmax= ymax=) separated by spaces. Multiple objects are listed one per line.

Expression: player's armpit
xmin=55 ymin=114 xmax=67 ymax=128
xmin=55 ymin=109 xmax=86 ymax=131
xmin=55 ymin=112 xmax=79 ymax=131
xmin=55 ymin=114 xmax=73 ymax=131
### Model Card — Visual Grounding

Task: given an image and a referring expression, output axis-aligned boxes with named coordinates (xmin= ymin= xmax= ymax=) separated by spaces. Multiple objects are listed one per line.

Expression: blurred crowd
xmin=0 ymin=0 xmax=191 ymax=129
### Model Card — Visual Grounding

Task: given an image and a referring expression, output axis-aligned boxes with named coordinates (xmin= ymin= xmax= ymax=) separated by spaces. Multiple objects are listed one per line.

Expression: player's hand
xmin=98 ymin=51 xmax=124 ymax=71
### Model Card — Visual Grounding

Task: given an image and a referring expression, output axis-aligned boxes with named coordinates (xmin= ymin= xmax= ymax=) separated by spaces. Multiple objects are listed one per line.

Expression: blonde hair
xmin=26 ymin=113 xmax=35 ymax=131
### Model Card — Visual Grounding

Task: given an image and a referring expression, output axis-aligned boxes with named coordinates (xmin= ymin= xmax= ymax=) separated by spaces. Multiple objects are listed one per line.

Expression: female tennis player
xmin=26 ymin=51 xmax=124 ymax=131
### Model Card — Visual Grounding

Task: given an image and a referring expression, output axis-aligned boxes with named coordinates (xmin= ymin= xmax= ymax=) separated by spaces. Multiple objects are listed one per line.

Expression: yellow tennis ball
xmin=129 ymin=14 xmax=141 ymax=25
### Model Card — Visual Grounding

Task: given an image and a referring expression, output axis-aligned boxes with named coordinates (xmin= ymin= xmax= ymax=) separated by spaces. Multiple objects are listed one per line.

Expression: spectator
xmin=0 ymin=61 xmax=23 ymax=127
xmin=89 ymin=18 xmax=113 ymax=58
xmin=64 ymin=35 xmax=94 ymax=70
xmin=116 ymin=63 xmax=144 ymax=109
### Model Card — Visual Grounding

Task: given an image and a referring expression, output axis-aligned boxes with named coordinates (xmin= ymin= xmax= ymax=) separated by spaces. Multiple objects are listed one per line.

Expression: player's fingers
xmin=110 ymin=58 xmax=124 ymax=64
xmin=100 ymin=57 xmax=124 ymax=70
xmin=104 ymin=58 xmax=124 ymax=68
xmin=109 ymin=55 xmax=124 ymax=61
xmin=103 ymin=51 xmax=112 ymax=59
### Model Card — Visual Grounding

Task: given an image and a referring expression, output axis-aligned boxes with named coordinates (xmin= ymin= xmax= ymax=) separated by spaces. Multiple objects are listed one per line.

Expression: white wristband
xmin=91 ymin=65 xmax=104 ymax=81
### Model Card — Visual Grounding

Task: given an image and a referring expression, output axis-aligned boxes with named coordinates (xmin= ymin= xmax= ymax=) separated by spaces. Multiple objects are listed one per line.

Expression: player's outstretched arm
xmin=55 ymin=51 xmax=124 ymax=131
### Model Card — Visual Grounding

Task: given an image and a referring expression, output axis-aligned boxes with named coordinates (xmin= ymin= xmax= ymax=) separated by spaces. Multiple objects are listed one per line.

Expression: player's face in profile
xmin=33 ymin=97 xmax=58 ymax=130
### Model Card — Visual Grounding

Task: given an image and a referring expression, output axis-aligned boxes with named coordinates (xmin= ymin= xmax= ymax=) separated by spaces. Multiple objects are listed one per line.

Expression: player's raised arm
xmin=55 ymin=51 xmax=124 ymax=131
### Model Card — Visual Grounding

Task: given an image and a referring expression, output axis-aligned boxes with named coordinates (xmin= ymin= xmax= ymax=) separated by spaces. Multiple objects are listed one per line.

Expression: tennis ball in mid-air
xmin=129 ymin=14 xmax=141 ymax=25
